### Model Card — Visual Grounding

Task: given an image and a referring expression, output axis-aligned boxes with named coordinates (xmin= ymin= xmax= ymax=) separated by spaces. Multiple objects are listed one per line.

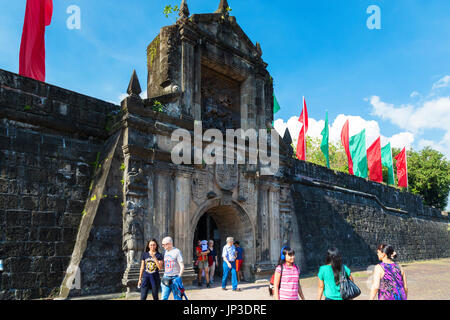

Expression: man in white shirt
xmin=161 ymin=236 xmax=184 ymax=300
xmin=221 ymin=236 xmax=241 ymax=291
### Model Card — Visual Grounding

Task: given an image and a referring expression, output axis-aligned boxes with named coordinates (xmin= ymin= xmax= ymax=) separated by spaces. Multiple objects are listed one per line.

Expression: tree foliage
xmin=393 ymin=147 xmax=450 ymax=210
xmin=291 ymin=137 xmax=349 ymax=173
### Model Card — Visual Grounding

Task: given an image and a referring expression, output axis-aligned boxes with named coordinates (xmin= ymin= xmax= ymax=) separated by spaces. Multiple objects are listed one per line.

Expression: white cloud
xmin=369 ymin=94 xmax=450 ymax=157
xmin=410 ymin=91 xmax=420 ymax=98
xmin=370 ymin=95 xmax=450 ymax=133
xmin=432 ymin=75 xmax=450 ymax=90
xmin=418 ymin=139 xmax=446 ymax=154
xmin=388 ymin=132 xmax=415 ymax=150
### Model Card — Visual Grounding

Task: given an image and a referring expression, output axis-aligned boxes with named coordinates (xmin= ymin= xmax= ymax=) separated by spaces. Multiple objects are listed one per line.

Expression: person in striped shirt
xmin=273 ymin=247 xmax=306 ymax=300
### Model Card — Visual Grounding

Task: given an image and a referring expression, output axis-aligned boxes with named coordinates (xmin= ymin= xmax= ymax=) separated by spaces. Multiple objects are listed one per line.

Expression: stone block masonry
xmin=290 ymin=160 xmax=450 ymax=272
xmin=0 ymin=69 xmax=120 ymax=300
xmin=1 ymin=22 xmax=450 ymax=300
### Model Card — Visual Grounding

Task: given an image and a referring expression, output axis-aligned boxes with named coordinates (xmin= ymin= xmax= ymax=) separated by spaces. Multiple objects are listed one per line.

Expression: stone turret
xmin=215 ymin=0 xmax=230 ymax=15
xmin=146 ymin=0 xmax=274 ymax=131
xmin=179 ymin=0 xmax=189 ymax=19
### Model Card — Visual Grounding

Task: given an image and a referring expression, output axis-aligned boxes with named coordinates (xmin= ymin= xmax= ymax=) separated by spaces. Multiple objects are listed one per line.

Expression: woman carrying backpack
xmin=272 ymin=247 xmax=306 ymax=300
xmin=370 ymin=244 xmax=407 ymax=300
xmin=317 ymin=247 xmax=354 ymax=300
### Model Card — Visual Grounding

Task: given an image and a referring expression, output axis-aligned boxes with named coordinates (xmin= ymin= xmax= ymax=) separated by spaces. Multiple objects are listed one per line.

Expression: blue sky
xmin=1 ymin=0 xmax=449 ymax=207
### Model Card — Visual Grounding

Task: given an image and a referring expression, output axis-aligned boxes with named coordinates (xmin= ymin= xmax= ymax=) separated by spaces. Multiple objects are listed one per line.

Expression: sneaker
xmin=232 ymin=288 xmax=242 ymax=292
xmin=222 ymin=287 xmax=227 ymax=291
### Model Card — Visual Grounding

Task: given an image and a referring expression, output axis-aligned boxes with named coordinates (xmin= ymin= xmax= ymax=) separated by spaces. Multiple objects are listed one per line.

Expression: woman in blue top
xmin=317 ymin=248 xmax=354 ymax=300
xmin=138 ymin=239 xmax=164 ymax=300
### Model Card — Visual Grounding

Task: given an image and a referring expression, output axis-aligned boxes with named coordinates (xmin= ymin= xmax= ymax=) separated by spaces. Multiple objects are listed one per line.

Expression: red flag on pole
xmin=394 ymin=147 xmax=408 ymax=188
xmin=367 ymin=137 xmax=383 ymax=183
xmin=340 ymin=120 xmax=354 ymax=175
xmin=19 ymin=0 xmax=53 ymax=82
xmin=296 ymin=97 xmax=308 ymax=160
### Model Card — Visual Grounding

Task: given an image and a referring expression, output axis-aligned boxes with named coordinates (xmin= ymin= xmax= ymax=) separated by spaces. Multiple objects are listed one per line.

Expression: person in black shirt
xmin=138 ymin=238 xmax=164 ymax=300
xmin=208 ymin=240 xmax=218 ymax=284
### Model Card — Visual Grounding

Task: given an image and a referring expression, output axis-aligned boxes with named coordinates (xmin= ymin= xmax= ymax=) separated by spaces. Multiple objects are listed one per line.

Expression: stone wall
xmin=0 ymin=69 xmax=120 ymax=299
xmin=290 ymin=160 xmax=450 ymax=272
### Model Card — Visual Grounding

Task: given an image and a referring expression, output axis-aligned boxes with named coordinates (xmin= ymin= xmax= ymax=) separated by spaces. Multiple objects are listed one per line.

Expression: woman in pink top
xmin=273 ymin=247 xmax=306 ymax=300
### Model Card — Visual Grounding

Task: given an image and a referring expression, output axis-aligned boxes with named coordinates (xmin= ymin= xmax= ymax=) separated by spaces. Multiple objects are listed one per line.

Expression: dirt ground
xmin=113 ymin=258 xmax=450 ymax=300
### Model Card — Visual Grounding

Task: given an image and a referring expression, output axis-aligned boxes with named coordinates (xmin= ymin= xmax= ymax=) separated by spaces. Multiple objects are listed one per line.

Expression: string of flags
xmin=273 ymin=93 xmax=408 ymax=188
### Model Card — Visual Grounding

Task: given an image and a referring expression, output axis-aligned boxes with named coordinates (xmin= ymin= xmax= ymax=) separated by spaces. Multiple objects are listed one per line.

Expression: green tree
xmin=393 ymin=147 xmax=450 ymax=210
xmin=292 ymin=136 xmax=349 ymax=173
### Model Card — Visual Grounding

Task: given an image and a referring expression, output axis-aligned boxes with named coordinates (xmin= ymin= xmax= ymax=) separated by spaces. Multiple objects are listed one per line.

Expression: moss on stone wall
xmin=147 ymin=36 xmax=160 ymax=70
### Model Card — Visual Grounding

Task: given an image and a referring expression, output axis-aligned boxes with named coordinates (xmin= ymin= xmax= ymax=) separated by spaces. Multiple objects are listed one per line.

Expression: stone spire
xmin=256 ymin=42 xmax=263 ymax=57
xmin=179 ymin=0 xmax=190 ymax=19
xmin=282 ymin=128 xmax=292 ymax=146
xmin=127 ymin=69 xmax=142 ymax=97
xmin=215 ymin=0 xmax=230 ymax=15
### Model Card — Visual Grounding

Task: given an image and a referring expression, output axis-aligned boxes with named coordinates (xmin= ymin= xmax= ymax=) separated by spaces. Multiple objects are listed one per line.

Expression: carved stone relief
xmin=215 ymin=163 xmax=238 ymax=191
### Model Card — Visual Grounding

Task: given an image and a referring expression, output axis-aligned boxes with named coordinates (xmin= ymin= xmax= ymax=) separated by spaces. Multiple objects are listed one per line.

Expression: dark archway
xmin=190 ymin=201 xmax=256 ymax=281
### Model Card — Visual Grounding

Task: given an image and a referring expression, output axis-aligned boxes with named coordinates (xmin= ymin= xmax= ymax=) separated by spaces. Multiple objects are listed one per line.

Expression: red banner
xmin=394 ymin=147 xmax=408 ymax=188
xmin=296 ymin=98 xmax=308 ymax=161
xmin=340 ymin=120 xmax=354 ymax=175
xmin=367 ymin=137 xmax=383 ymax=183
xmin=19 ymin=0 xmax=53 ymax=82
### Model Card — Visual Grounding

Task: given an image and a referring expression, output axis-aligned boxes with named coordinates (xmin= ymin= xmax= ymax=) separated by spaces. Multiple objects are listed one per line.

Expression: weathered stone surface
xmin=0 ymin=4 xmax=449 ymax=300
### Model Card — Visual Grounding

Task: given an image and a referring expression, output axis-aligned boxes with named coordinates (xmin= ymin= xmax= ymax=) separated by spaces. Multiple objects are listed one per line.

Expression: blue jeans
xmin=140 ymin=273 xmax=160 ymax=300
xmin=161 ymin=276 xmax=181 ymax=300
xmin=222 ymin=261 xmax=238 ymax=290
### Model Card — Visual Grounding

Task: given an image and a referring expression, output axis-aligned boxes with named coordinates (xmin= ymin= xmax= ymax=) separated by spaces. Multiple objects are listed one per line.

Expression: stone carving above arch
xmin=191 ymin=171 xmax=210 ymax=205
xmin=215 ymin=163 xmax=239 ymax=191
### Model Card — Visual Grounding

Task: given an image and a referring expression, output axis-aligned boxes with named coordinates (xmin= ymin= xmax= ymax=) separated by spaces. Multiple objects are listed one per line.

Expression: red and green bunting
xmin=336 ymin=120 xmax=406 ymax=187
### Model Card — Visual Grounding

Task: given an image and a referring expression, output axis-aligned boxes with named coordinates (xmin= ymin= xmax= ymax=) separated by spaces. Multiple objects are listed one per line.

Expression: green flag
xmin=272 ymin=94 xmax=281 ymax=126
xmin=349 ymin=129 xmax=368 ymax=178
xmin=273 ymin=94 xmax=281 ymax=114
xmin=320 ymin=111 xmax=330 ymax=168
xmin=381 ymin=142 xmax=395 ymax=185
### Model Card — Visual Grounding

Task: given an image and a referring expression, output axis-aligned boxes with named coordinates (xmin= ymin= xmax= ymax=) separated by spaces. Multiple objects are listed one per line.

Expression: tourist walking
xmin=370 ymin=244 xmax=408 ymax=300
xmin=222 ymin=237 xmax=241 ymax=291
xmin=234 ymin=241 xmax=244 ymax=283
xmin=161 ymin=236 xmax=185 ymax=300
xmin=208 ymin=240 xmax=218 ymax=284
xmin=317 ymin=247 xmax=354 ymax=300
xmin=196 ymin=239 xmax=210 ymax=287
xmin=138 ymin=239 xmax=164 ymax=300
xmin=273 ymin=246 xmax=305 ymax=300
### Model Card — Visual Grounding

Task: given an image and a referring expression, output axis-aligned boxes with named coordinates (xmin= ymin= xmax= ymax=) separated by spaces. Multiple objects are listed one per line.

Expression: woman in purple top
xmin=370 ymin=244 xmax=408 ymax=300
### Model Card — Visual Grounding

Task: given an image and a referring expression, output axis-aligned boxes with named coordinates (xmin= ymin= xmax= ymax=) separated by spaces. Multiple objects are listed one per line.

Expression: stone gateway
xmin=0 ymin=0 xmax=448 ymax=300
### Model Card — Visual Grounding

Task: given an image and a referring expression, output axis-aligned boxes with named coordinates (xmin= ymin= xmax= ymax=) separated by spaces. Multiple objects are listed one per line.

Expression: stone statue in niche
xmin=280 ymin=212 xmax=293 ymax=245
xmin=122 ymin=201 xmax=144 ymax=266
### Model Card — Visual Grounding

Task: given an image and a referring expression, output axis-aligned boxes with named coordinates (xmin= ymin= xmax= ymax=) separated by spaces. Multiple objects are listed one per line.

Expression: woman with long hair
xmin=273 ymin=247 xmax=306 ymax=300
xmin=317 ymin=247 xmax=354 ymax=300
xmin=138 ymin=238 xmax=164 ymax=300
xmin=370 ymin=244 xmax=407 ymax=300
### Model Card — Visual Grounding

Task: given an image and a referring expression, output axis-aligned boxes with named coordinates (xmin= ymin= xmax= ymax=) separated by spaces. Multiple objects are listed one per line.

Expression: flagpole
xmin=390 ymin=143 xmax=394 ymax=186
xmin=405 ymin=148 xmax=409 ymax=192
xmin=303 ymin=96 xmax=306 ymax=161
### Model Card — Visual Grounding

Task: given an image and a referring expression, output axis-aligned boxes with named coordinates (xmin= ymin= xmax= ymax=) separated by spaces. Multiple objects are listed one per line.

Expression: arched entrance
xmin=190 ymin=200 xmax=256 ymax=282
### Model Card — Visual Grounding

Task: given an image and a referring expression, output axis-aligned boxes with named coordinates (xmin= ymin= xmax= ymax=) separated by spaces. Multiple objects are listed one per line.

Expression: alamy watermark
xmin=171 ymin=121 xmax=280 ymax=176
xmin=367 ymin=5 xmax=381 ymax=30
xmin=65 ymin=265 xmax=81 ymax=290
xmin=67 ymin=5 xmax=81 ymax=30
